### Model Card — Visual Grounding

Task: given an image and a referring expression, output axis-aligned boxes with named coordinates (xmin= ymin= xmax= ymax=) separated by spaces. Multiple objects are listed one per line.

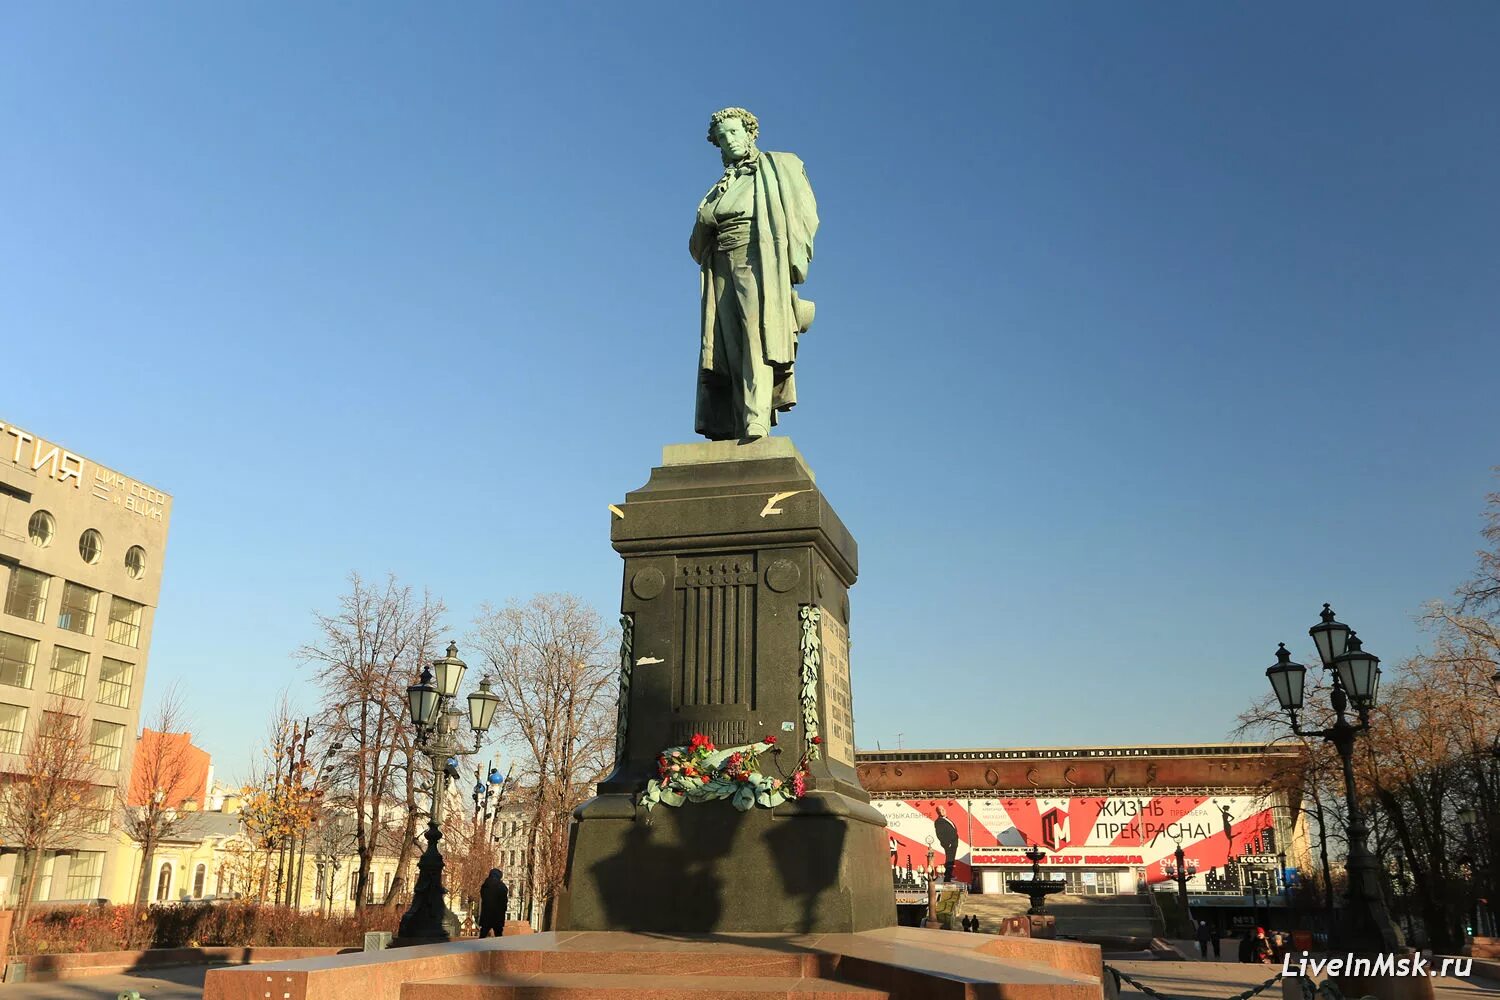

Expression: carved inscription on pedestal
xmin=819 ymin=614 xmax=854 ymax=766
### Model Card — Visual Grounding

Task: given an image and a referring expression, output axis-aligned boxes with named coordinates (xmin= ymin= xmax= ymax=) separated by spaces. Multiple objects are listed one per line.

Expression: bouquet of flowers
xmin=641 ymin=732 xmax=821 ymax=812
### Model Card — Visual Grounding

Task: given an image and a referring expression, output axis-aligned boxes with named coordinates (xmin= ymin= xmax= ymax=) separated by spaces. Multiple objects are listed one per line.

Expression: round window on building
xmin=28 ymin=510 xmax=56 ymax=547
xmin=79 ymin=528 xmax=102 ymax=564
xmin=125 ymin=545 xmax=147 ymax=580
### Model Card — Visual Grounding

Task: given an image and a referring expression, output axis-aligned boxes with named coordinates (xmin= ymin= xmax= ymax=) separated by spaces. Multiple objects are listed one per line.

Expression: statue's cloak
xmin=690 ymin=151 xmax=819 ymax=438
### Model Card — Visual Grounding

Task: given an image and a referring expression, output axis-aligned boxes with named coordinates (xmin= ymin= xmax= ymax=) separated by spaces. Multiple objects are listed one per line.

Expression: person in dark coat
xmin=1252 ymin=927 xmax=1274 ymax=964
xmin=1196 ymin=920 xmax=1211 ymax=957
xmin=1236 ymin=930 xmax=1255 ymax=963
xmin=478 ymin=868 xmax=508 ymax=938
xmin=1210 ymin=923 xmax=1222 ymax=958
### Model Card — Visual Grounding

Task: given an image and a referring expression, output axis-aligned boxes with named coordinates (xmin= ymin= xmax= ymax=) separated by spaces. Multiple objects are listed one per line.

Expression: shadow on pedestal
xmin=561 ymin=790 xmax=892 ymax=933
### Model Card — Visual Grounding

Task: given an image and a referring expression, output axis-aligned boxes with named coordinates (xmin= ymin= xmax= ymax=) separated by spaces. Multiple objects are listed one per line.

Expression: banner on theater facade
xmin=875 ymin=794 xmax=1280 ymax=886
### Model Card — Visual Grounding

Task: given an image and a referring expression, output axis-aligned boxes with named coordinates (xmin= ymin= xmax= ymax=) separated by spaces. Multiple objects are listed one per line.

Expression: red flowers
xmin=689 ymin=732 xmax=716 ymax=753
xmin=791 ymin=771 xmax=807 ymax=797
xmin=810 ymin=735 xmax=823 ymax=745
xmin=762 ymin=735 xmax=777 ymax=745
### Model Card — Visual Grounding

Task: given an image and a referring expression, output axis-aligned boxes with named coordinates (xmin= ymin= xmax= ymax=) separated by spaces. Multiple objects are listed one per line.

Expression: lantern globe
xmin=1334 ymin=632 xmax=1380 ymax=705
xmin=432 ymin=641 xmax=467 ymax=698
xmin=407 ymin=668 xmax=440 ymax=727
xmin=1266 ymin=643 xmax=1307 ymax=712
xmin=468 ymin=678 xmax=501 ymax=733
xmin=1309 ymin=603 xmax=1350 ymax=669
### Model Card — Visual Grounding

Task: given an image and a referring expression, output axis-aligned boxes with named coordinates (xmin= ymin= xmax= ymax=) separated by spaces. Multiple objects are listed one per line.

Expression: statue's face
xmin=712 ymin=117 xmax=752 ymax=161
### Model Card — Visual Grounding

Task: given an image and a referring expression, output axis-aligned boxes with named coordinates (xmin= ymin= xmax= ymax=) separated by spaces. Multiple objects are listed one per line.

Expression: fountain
xmin=1006 ymin=842 xmax=1066 ymax=915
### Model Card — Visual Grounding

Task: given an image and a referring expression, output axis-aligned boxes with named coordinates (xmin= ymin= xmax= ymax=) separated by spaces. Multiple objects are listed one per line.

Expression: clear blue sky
xmin=4 ymin=4 xmax=1498 ymax=782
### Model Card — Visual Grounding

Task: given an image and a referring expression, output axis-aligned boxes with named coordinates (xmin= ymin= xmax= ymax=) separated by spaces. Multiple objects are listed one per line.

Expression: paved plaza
xmin=2 ymin=954 xmax=1493 ymax=1000
xmin=4 ymin=964 xmax=210 ymax=1000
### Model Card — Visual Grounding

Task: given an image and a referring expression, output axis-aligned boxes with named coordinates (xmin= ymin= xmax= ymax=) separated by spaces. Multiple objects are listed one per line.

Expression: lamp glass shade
xmin=1491 ymin=667 xmax=1500 ymax=699
xmin=1335 ymin=647 xmax=1380 ymax=704
xmin=1266 ymin=644 xmax=1306 ymax=711
xmin=1459 ymin=805 xmax=1477 ymax=825
xmin=1309 ymin=605 xmax=1350 ymax=669
xmin=468 ymin=678 xmax=500 ymax=733
xmin=432 ymin=643 xmax=467 ymax=698
xmin=407 ymin=679 xmax=440 ymax=727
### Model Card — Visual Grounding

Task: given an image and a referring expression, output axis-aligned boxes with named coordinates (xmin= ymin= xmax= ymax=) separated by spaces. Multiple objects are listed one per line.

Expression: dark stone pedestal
xmin=557 ymin=439 xmax=896 ymax=933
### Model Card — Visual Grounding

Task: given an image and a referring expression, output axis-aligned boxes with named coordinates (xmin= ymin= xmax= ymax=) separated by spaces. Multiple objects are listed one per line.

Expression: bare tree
xmin=308 ymin=811 xmax=358 ymax=915
xmin=1231 ymin=678 xmax=1344 ymax=916
xmin=470 ymin=593 xmax=616 ymax=926
xmin=0 ymin=699 xmax=101 ymax=927
xmin=1231 ymin=475 xmax=1500 ymax=948
xmin=120 ymin=682 xmax=196 ymax=909
xmin=301 ymin=573 xmax=445 ymax=910
xmin=238 ymin=693 xmax=307 ymax=903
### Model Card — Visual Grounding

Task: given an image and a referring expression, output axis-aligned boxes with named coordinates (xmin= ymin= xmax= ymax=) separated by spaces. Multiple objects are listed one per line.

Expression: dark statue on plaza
xmin=557 ymin=106 xmax=892 ymax=938
xmin=691 ymin=107 xmax=819 ymax=441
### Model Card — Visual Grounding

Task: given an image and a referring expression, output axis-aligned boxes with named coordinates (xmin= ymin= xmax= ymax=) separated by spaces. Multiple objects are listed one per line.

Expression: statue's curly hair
xmin=706 ymin=107 xmax=759 ymax=146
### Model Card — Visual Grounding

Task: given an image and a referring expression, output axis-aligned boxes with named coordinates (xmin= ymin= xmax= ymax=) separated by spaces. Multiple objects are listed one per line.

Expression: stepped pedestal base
xmin=203 ymin=928 xmax=1107 ymax=1000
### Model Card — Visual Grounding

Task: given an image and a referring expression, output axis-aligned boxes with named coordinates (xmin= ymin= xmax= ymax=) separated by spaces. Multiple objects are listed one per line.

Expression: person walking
xmin=1210 ymin=923 xmax=1222 ymax=959
xmin=1252 ymin=927 xmax=1274 ymax=964
xmin=1236 ymin=929 xmax=1255 ymax=963
xmin=1196 ymin=920 xmax=1211 ymax=958
xmin=478 ymin=868 xmax=509 ymax=938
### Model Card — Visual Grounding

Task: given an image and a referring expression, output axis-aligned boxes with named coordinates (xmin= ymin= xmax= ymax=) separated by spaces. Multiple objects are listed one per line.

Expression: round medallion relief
xmin=631 ymin=567 xmax=666 ymax=600
xmin=764 ymin=559 xmax=801 ymax=593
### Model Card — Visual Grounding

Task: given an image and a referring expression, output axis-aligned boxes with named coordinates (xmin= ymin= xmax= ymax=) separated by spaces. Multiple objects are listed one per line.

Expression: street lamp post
xmin=1264 ymin=604 xmax=1403 ymax=953
xmin=1174 ymin=842 xmax=1189 ymax=909
xmin=924 ymin=838 xmax=940 ymax=928
xmin=293 ymin=741 xmax=340 ymax=910
xmin=1459 ymin=805 xmax=1480 ymax=941
xmin=397 ymin=642 xmax=501 ymax=942
xmin=473 ymin=762 xmax=509 ymax=829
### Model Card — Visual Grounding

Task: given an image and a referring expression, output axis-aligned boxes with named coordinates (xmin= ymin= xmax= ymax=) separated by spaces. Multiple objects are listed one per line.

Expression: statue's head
xmin=707 ymin=107 xmax=759 ymax=163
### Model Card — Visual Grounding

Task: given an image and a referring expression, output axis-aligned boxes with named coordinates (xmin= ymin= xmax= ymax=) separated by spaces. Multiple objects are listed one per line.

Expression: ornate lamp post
xmin=924 ymin=837 xmax=939 ymax=928
xmin=397 ymin=642 xmax=501 ymax=942
xmin=1264 ymin=604 xmax=1403 ymax=953
xmin=1459 ymin=805 xmax=1480 ymax=939
xmin=1174 ymin=842 xmax=1189 ymax=909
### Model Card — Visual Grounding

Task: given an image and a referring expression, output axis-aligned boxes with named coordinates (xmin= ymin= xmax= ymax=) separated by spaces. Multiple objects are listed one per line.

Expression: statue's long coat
xmin=690 ymin=151 xmax=819 ymax=438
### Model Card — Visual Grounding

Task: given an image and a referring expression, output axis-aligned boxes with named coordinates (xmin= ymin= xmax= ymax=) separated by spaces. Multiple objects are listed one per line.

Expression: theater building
xmin=0 ymin=418 xmax=171 ymax=905
xmin=858 ymin=743 xmax=1308 ymax=902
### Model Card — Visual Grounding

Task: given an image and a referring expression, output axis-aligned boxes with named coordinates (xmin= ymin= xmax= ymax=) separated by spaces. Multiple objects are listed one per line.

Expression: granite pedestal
xmin=557 ymin=439 xmax=895 ymax=934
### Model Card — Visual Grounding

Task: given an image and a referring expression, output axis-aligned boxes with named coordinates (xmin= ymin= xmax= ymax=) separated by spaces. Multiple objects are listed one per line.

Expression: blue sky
xmin=4 ymin=4 xmax=1498 ymax=782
